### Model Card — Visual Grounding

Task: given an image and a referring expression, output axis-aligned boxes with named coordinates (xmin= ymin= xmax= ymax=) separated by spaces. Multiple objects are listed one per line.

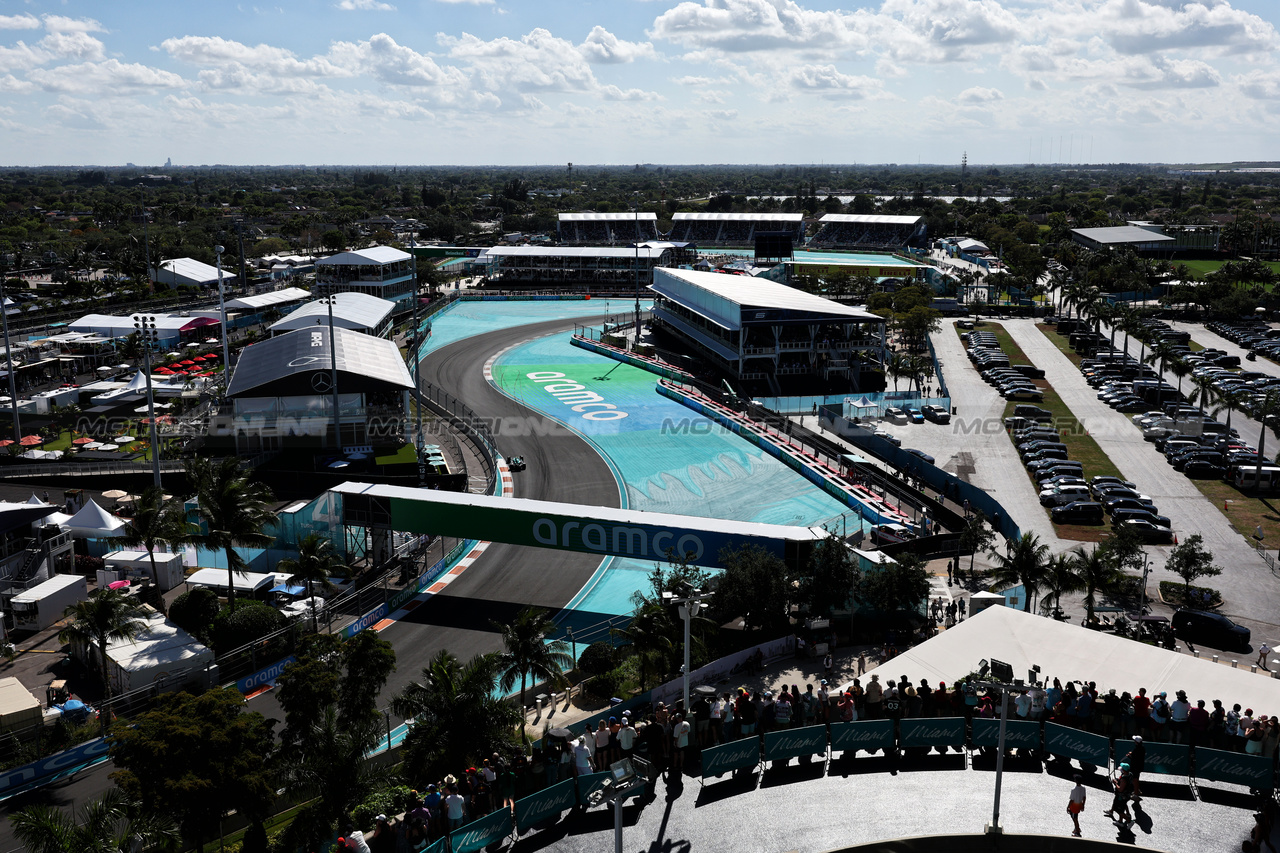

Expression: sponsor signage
xmin=387 ymin=498 xmax=796 ymax=569
xmin=0 ymin=737 xmax=111 ymax=795
xmin=1116 ymin=739 xmax=1189 ymax=777
xmin=1195 ymin=747 xmax=1275 ymax=788
xmin=899 ymin=717 xmax=966 ymax=749
xmin=423 ymin=839 xmax=446 ymax=853
xmin=971 ymin=718 xmax=1041 ymax=749
xmin=235 ymin=655 xmax=297 ymax=694
xmin=830 ymin=720 xmax=894 ymax=754
xmin=450 ymin=808 xmax=512 ymax=853
xmin=341 ymin=604 xmax=388 ymax=638
xmin=763 ymin=725 xmax=828 ymax=763
xmin=514 ymin=779 xmax=576 ymax=831
xmin=700 ymin=737 xmax=761 ymax=779
xmin=1044 ymin=723 xmax=1110 ymax=767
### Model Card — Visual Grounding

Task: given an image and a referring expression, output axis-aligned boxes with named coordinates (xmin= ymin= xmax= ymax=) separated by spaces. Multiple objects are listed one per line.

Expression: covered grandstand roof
xmin=672 ymin=212 xmax=804 ymax=221
xmin=156 ymin=257 xmax=233 ymax=287
xmin=315 ymin=246 xmax=411 ymax=266
xmin=559 ymin=212 xmax=657 ymax=222
xmin=69 ymin=313 xmax=220 ymax=338
xmin=1072 ymin=225 xmax=1176 ymax=247
xmin=225 ymin=287 xmax=311 ymax=312
xmin=269 ymin=292 xmax=395 ymax=335
xmin=819 ymin=214 xmax=922 ymax=225
xmin=226 ymin=325 xmax=413 ymax=398
xmin=484 ymin=246 xmax=672 ymax=259
xmin=651 ymin=267 xmax=881 ymax=331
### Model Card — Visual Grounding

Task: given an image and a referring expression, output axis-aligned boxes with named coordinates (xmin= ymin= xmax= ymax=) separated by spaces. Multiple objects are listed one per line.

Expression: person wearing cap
xmin=341 ymin=823 xmax=371 ymax=853
xmin=865 ymin=673 xmax=883 ymax=719
xmin=368 ymin=814 xmax=396 ymax=853
xmin=1168 ymin=690 xmax=1191 ymax=744
xmin=619 ymin=715 xmax=637 ymax=759
xmin=1123 ymin=735 xmax=1145 ymax=802
xmin=573 ymin=735 xmax=593 ymax=777
xmin=1067 ymin=773 xmax=1086 ymax=837
xmin=1105 ymin=764 xmax=1133 ymax=824
xmin=1148 ymin=691 xmax=1170 ymax=741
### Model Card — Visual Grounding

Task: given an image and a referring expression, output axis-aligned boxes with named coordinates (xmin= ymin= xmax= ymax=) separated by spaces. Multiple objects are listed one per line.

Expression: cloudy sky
xmin=1 ymin=0 xmax=1278 ymax=167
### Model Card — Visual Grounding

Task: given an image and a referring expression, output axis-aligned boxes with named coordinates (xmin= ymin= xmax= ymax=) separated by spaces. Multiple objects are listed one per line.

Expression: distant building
xmin=811 ymin=214 xmax=927 ymax=250
xmin=481 ymin=244 xmax=691 ymax=287
xmin=155 ymin=257 xmax=235 ymax=289
xmin=313 ymin=246 xmax=415 ymax=313
xmin=67 ymin=313 xmax=222 ymax=348
xmin=1070 ymin=225 xmax=1177 ymax=254
xmin=669 ymin=213 xmax=805 ymax=247
xmin=269 ymin=292 xmax=395 ymax=339
xmin=557 ymin=212 xmax=660 ymax=245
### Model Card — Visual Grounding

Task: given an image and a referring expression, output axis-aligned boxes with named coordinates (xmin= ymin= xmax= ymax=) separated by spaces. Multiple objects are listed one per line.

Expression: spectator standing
xmin=1239 ymin=708 xmax=1255 ymax=752
xmin=694 ymin=695 xmax=712 ymax=746
xmin=709 ymin=694 xmax=724 ymax=744
xmin=619 ymin=717 xmax=637 ymax=759
xmin=1149 ymin=692 xmax=1170 ymax=741
xmin=1132 ymin=688 xmax=1151 ymax=733
xmin=1226 ymin=704 xmax=1242 ymax=750
xmin=444 ymin=786 xmax=467 ymax=831
xmin=1100 ymin=689 xmax=1119 ymax=738
xmin=1122 ymin=736 xmax=1145 ymax=802
xmin=672 ymin=713 xmax=692 ymax=773
xmin=865 ymin=674 xmax=883 ymax=719
xmin=1188 ymin=699 xmax=1211 ymax=747
xmin=1067 ymin=774 xmax=1086 ymax=838
xmin=573 ymin=736 xmax=592 ymax=777
xmin=1258 ymin=642 xmax=1272 ymax=671
xmin=1169 ymin=691 xmax=1191 ymax=744
xmin=1030 ymin=683 xmax=1047 ymax=721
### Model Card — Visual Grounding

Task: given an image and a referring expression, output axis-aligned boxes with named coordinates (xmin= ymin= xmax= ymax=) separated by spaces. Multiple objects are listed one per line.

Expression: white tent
xmin=853 ymin=604 xmax=1280 ymax=717
xmin=25 ymin=494 xmax=43 ymax=505
xmin=101 ymin=611 xmax=214 ymax=694
xmin=64 ymin=499 xmax=128 ymax=539
xmin=40 ymin=510 xmax=73 ymax=527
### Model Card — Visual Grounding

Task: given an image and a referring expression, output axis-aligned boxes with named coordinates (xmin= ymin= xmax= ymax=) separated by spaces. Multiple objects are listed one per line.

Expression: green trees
xmin=109 ymin=688 xmax=276 ymax=851
xmin=958 ymin=510 xmax=997 ymax=578
xmin=1069 ymin=545 xmax=1128 ymax=625
xmin=1041 ymin=553 xmax=1082 ymax=615
xmin=11 ymin=789 xmax=177 ymax=853
xmin=186 ymin=457 xmax=277 ymax=613
xmin=276 ymin=531 xmax=350 ymax=619
xmin=1164 ymin=534 xmax=1222 ymax=604
xmin=494 ymin=607 xmax=572 ymax=738
xmin=857 ymin=551 xmax=931 ymax=620
xmin=610 ymin=604 xmax=673 ymax=692
xmin=120 ymin=486 xmax=193 ymax=590
xmin=798 ymin=532 xmax=858 ymax=620
xmin=392 ymin=649 xmax=521 ymax=782
xmin=711 ymin=544 xmax=793 ymax=634
xmin=58 ymin=590 xmax=146 ymax=726
xmin=989 ymin=533 xmax=1051 ymax=612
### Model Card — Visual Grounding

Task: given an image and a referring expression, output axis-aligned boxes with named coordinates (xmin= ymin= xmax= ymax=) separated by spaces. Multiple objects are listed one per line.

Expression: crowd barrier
xmin=693 ymin=716 xmax=1278 ymax=792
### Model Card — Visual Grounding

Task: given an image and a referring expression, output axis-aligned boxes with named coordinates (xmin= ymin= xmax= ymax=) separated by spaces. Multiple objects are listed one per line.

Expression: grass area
xmin=1037 ymin=324 xmax=1082 ymax=366
xmin=374 ymin=443 xmax=418 ymax=465
xmin=1184 ymin=475 xmax=1280 ymax=547
xmin=1179 ymin=259 xmax=1280 ymax=280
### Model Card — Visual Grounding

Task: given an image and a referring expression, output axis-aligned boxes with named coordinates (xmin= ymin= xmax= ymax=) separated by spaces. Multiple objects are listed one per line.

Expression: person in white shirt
xmin=443 ymin=789 xmax=466 ymax=831
xmin=709 ymin=698 xmax=723 ymax=745
xmin=1258 ymin=642 xmax=1272 ymax=671
xmin=1015 ymin=689 xmax=1032 ymax=719
xmin=618 ymin=718 xmax=637 ymax=757
xmin=1029 ymin=684 xmax=1047 ymax=720
xmin=573 ymin=735 xmax=593 ymax=777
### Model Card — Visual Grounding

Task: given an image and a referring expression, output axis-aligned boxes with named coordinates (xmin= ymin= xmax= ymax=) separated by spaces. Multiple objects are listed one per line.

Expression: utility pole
xmin=0 ymin=276 xmax=20 ymax=440
xmin=132 ymin=315 xmax=163 ymax=490
xmin=214 ymin=245 xmax=232 ymax=374
xmin=320 ymin=296 xmax=342 ymax=451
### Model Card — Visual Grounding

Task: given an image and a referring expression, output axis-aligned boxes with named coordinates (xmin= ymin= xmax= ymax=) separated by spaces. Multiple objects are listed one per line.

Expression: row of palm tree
xmin=988 ymin=532 xmax=1131 ymax=624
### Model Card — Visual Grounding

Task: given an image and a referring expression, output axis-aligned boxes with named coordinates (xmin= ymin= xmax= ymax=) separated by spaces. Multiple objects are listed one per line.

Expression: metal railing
xmin=414 ymin=383 xmax=497 ymax=496
xmin=0 ymin=459 xmax=187 ymax=478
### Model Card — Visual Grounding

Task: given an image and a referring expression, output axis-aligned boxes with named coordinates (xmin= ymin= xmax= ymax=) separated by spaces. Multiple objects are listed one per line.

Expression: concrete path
xmin=1003 ymin=320 xmax=1276 ymax=622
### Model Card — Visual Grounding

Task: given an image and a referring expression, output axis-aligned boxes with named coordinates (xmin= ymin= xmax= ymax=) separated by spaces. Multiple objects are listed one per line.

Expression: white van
xmin=1234 ymin=465 xmax=1280 ymax=492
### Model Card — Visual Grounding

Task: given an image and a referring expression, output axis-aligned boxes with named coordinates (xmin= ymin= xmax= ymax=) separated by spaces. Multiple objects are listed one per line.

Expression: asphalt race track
xmin=0 ymin=313 xmax=622 ymax=852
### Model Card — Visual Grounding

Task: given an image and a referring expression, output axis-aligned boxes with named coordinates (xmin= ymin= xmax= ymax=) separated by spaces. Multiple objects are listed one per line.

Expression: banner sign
xmin=971 ymin=718 xmax=1041 ymax=749
xmin=1195 ymin=747 xmax=1275 ymax=788
xmin=341 ymin=603 xmax=388 ymax=638
xmin=450 ymin=808 xmax=512 ymax=853
xmin=515 ymin=779 xmax=576 ymax=832
xmin=700 ymin=737 xmax=760 ymax=779
xmin=423 ymin=839 xmax=446 ymax=853
xmin=899 ymin=717 xmax=965 ymax=749
xmin=235 ymin=655 xmax=297 ymax=694
xmin=1116 ymin=739 xmax=1189 ymax=777
xmin=0 ymin=736 xmax=111 ymax=795
xmin=830 ymin=720 xmax=894 ymax=754
xmin=762 ymin=725 xmax=827 ymax=763
xmin=1044 ymin=723 xmax=1110 ymax=767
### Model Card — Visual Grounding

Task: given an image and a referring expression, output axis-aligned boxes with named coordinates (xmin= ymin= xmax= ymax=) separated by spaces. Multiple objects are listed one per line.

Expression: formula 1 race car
xmin=508 ymin=456 xmax=526 ymax=472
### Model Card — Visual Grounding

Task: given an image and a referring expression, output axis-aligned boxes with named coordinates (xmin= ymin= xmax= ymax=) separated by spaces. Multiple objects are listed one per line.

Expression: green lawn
xmin=375 ymin=443 xmax=418 ymax=465
xmin=1179 ymin=259 xmax=1280 ymax=280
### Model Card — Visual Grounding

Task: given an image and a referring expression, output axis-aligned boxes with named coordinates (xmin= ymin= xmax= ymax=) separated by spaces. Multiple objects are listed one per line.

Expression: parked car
xmin=1183 ymin=459 xmax=1227 ymax=479
xmin=901 ymin=405 xmax=926 ymax=424
xmin=1116 ymin=519 xmax=1175 ymax=544
xmin=921 ymin=405 xmax=951 ymax=424
xmin=1051 ymin=501 xmax=1105 ymax=524
xmin=1172 ymin=609 xmax=1250 ymax=652
xmin=873 ymin=427 xmax=902 ymax=446
xmin=884 ymin=407 xmax=909 ymax=425
xmin=904 ymin=448 xmax=936 ymax=465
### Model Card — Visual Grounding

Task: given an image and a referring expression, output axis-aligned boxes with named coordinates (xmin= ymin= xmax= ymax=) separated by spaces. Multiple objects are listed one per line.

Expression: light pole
xmin=663 ymin=586 xmax=708 ymax=710
xmin=633 ymin=203 xmax=641 ymax=352
xmin=1138 ymin=552 xmax=1151 ymax=618
xmin=411 ymin=251 xmax=423 ymax=456
xmin=132 ymin=315 xmax=163 ymax=490
xmin=318 ymin=296 xmax=342 ymax=451
xmin=214 ymin=245 xmax=232 ymax=377
xmin=0 ymin=277 xmax=20 ymax=441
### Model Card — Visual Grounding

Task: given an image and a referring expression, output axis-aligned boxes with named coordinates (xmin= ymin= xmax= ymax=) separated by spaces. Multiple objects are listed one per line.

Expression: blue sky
xmin=2 ymin=0 xmax=1280 ymax=166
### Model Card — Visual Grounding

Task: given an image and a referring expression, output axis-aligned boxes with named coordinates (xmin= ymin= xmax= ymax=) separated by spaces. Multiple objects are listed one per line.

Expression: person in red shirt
xmin=1187 ymin=699 xmax=1211 ymax=746
xmin=1132 ymin=688 xmax=1152 ymax=734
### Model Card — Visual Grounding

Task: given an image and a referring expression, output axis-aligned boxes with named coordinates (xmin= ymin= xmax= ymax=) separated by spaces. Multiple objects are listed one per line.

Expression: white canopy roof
xmin=105 ymin=611 xmax=213 ymax=678
xmin=64 ymin=499 xmax=128 ymax=539
xmin=186 ymin=568 xmax=278 ymax=594
xmin=819 ymin=213 xmax=923 ymax=225
xmin=854 ymin=604 xmax=1280 ymax=716
xmin=157 ymin=257 xmax=235 ymax=286
xmin=226 ymin=287 xmax=311 ymax=311
xmin=269 ymin=292 xmax=394 ymax=334
xmin=315 ymin=246 xmax=411 ymax=267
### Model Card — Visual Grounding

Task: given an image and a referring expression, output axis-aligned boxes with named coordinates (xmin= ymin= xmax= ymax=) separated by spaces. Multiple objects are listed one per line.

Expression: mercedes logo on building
xmin=311 ymin=372 xmax=334 ymax=393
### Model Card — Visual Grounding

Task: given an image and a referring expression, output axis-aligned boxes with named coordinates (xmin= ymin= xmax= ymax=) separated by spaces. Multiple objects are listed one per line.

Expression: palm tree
xmin=989 ymin=533 xmax=1051 ymax=612
xmin=611 ymin=602 xmax=675 ymax=692
xmin=1041 ymin=552 xmax=1082 ymax=616
xmin=1069 ymin=545 xmax=1126 ymax=625
xmin=277 ymin=532 xmax=349 ymax=621
xmin=58 ymin=590 xmax=147 ymax=728
xmin=494 ymin=607 xmax=573 ymax=739
xmin=186 ymin=456 xmax=277 ymax=613
xmin=12 ymin=789 xmax=178 ymax=853
xmin=277 ymin=704 xmax=381 ymax=825
xmin=120 ymin=486 xmax=194 ymax=591
xmin=1249 ymin=390 xmax=1280 ymax=492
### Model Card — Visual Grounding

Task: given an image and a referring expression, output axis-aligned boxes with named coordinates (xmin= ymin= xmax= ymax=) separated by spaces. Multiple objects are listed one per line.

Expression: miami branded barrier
xmin=700 ymin=737 xmax=761 ymax=782
xmin=763 ymin=725 xmax=828 ymax=764
xmin=899 ymin=717 xmax=966 ymax=750
xmin=830 ymin=720 xmax=894 ymax=755
xmin=1115 ymin=738 xmax=1190 ymax=777
xmin=1044 ymin=723 xmax=1110 ymax=767
xmin=971 ymin=718 xmax=1040 ymax=749
xmin=1194 ymin=747 xmax=1276 ymax=789
xmin=514 ymin=779 xmax=576 ymax=832
xmin=450 ymin=808 xmax=513 ymax=853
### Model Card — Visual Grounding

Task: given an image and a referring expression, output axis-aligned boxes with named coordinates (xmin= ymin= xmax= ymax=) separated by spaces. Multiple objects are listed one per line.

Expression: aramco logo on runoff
xmin=526 ymin=372 xmax=628 ymax=421
xmin=533 ymin=517 xmax=705 ymax=561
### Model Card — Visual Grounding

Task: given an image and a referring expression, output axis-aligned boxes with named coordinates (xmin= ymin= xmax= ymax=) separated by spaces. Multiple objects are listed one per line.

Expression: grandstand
xmin=482 ymin=245 xmax=680 ymax=287
xmin=812 ymin=214 xmax=926 ymax=250
xmin=669 ymin=213 xmax=804 ymax=247
xmin=558 ymin=212 xmax=659 ymax=245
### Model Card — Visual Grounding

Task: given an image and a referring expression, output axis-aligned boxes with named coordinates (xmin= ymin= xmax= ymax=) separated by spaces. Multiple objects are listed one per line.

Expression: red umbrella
xmin=19 ymin=435 xmax=44 ymax=446
xmin=156 ymin=368 xmax=173 ymax=374
xmin=180 ymin=360 xmax=196 ymax=366
xmin=0 ymin=439 xmax=13 ymax=447
xmin=204 ymin=352 xmax=219 ymax=359
xmin=72 ymin=436 xmax=94 ymax=445
xmin=194 ymin=355 xmax=208 ymax=361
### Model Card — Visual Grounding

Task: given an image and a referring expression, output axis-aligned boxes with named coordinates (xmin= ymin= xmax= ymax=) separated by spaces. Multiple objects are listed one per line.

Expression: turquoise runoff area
xmin=419 ymin=297 xmax=646 ymax=357
xmin=491 ymin=330 xmax=859 ymax=639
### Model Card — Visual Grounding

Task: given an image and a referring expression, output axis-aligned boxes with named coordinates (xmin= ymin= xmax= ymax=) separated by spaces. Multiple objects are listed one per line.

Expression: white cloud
xmin=162 ymin=35 xmax=348 ymax=77
xmin=40 ymin=15 xmax=105 ymax=34
xmin=787 ymin=64 xmax=882 ymax=99
xmin=336 ymin=0 xmax=396 ymax=9
xmin=650 ymin=0 xmax=869 ymax=53
xmin=37 ymin=31 xmax=106 ymax=63
xmin=1237 ymin=69 xmax=1280 ymax=100
xmin=27 ymin=59 xmax=187 ymax=95
xmin=871 ymin=0 xmax=1025 ymax=63
xmin=0 ymin=73 xmax=33 ymax=93
xmin=1094 ymin=0 xmax=1279 ymax=56
xmin=0 ymin=14 xmax=40 ymax=30
xmin=329 ymin=33 xmax=468 ymax=95
xmin=957 ymin=85 xmax=1004 ymax=103
xmin=578 ymin=26 xmax=656 ymax=64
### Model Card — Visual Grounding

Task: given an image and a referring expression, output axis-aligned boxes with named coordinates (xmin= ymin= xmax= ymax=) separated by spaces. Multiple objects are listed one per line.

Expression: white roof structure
xmin=156 ymin=257 xmax=235 ymax=287
xmin=819 ymin=213 xmax=923 ymax=225
xmin=63 ymin=499 xmax=128 ymax=539
xmin=226 ymin=287 xmax=311 ymax=311
xmin=672 ymin=212 xmax=804 ymax=222
xmin=104 ymin=611 xmax=213 ymax=691
xmin=269 ymin=292 xmax=395 ymax=335
xmin=483 ymin=246 xmax=672 ymax=260
xmin=854 ymin=605 xmax=1280 ymax=715
xmin=1072 ymin=226 xmax=1177 ymax=248
xmin=315 ymin=246 xmax=411 ymax=266
xmin=186 ymin=568 xmax=279 ymax=594
xmin=651 ymin=267 xmax=882 ymax=331
xmin=227 ymin=325 xmax=413 ymax=397
xmin=0 ymin=677 xmax=42 ymax=731
xmin=68 ymin=314 xmax=221 ymax=339
xmin=559 ymin=212 xmax=658 ymax=222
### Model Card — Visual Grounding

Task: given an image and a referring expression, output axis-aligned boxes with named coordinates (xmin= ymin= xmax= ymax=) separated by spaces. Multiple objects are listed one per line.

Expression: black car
xmin=1172 ymin=609 xmax=1251 ymax=652
xmin=1109 ymin=508 xmax=1172 ymax=528
xmin=904 ymin=448 xmax=936 ymax=465
xmin=1104 ymin=496 xmax=1157 ymax=515
xmin=1183 ymin=460 xmax=1227 ymax=479
xmin=1116 ymin=519 xmax=1174 ymax=544
xmin=1051 ymin=501 xmax=1104 ymax=524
